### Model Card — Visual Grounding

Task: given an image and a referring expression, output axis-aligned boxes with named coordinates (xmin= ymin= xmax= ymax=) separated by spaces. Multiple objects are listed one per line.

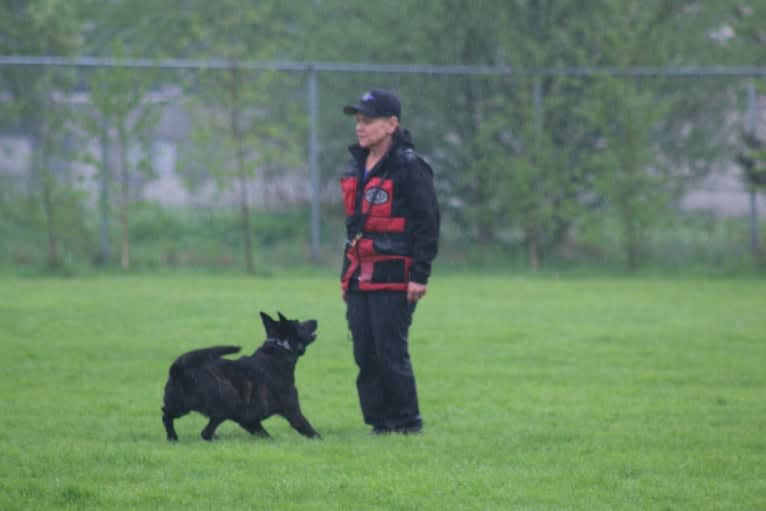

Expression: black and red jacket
xmin=340 ymin=129 xmax=440 ymax=292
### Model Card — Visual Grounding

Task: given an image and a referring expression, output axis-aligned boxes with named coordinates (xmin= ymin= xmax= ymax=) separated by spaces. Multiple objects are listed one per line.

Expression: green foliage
xmin=3 ymin=0 xmax=766 ymax=274
xmin=569 ymin=210 xmax=766 ymax=274
xmin=0 ymin=184 xmax=93 ymax=269
xmin=739 ymin=130 xmax=766 ymax=187
xmin=2 ymin=199 xmax=764 ymax=274
xmin=1 ymin=275 xmax=765 ymax=510
xmin=127 ymin=203 xmax=307 ymax=247
xmin=118 ymin=204 xmax=318 ymax=270
xmin=720 ymin=0 xmax=766 ymax=67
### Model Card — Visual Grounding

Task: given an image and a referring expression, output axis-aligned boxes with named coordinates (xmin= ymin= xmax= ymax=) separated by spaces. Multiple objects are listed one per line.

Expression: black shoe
xmin=370 ymin=426 xmax=392 ymax=436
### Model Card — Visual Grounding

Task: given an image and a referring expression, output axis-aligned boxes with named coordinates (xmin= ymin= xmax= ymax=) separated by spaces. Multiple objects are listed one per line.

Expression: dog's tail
xmin=169 ymin=345 xmax=241 ymax=380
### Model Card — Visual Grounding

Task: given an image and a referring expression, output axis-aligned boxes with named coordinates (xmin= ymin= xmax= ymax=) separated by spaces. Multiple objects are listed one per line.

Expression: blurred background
xmin=1 ymin=0 xmax=765 ymax=275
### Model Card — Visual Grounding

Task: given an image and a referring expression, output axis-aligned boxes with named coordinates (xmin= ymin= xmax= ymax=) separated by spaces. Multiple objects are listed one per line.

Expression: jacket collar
xmin=348 ymin=129 xmax=415 ymax=169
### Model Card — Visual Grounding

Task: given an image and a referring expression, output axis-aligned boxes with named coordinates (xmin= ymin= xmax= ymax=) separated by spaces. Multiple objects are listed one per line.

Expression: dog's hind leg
xmin=239 ymin=420 xmax=270 ymax=438
xmin=162 ymin=407 xmax=185 ymax=442
xmin=200 ymin=417 xmax=225 ymax=441
xmin=282 ymin=409 xmax=321 ymax=439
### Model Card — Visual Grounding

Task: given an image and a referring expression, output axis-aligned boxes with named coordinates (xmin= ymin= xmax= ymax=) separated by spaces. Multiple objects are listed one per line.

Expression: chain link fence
xmin=1 ymin=57 xmax=764 ymax=271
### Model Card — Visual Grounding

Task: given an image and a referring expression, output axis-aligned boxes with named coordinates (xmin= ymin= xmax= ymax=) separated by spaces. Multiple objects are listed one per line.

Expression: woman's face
xmin=355 ymin=114 xmax=398 ymax=150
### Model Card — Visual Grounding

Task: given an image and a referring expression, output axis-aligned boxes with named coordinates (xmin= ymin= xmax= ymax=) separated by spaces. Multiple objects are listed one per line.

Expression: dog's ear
xmin=277 ymin=312 xmax=298 ymax=339
xmin=260 ymin=312 xmax=279 ymax=338
xmin=275 ymin=312 xmax=293 ymax=339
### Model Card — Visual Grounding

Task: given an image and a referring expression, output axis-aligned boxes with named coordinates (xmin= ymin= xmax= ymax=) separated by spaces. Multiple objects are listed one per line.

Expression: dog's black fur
xmin=161 ymin=312 xmax=320 ymax=441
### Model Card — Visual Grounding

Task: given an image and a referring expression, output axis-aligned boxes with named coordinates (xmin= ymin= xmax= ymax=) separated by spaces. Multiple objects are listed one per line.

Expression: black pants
xmin=345 ymin=290 xmax=422 ymax=430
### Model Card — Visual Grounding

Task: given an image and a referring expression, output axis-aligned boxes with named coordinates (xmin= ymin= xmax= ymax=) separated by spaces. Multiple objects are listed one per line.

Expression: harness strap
xmin=347 ymin=167 xmax=391 ymax=248
xmin=264 ymin=337 xmax=292 ymax=352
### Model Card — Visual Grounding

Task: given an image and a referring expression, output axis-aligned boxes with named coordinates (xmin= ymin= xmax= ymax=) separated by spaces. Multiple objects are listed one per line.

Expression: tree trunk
xmin=525 ymin=226 xmax=540 ymax=271
xmin=230 ymin=68 xmax=254 ymax=273
xmin=473 ymin=133 xmax=495 ymax=245
xmin=33 ymin=130 xmax=61 ymax=270
xmin=117 ymin=121 xmax=130 ymax=270
xmin=624 ymin=208 xmax=640 ymax=272
xmin=620 ymin=156 xmax=641 ymax=271
xmin=618 ymin=106 xmax=644 ymax=272
xmin=41 ymin=161 xmax=60 ymax=269
xmin=238 ymin=172 xmax=253 ymax=273
xmin=458 ymin=30 xmax=495 ymax=245
xmin=468 ymin=96 xmax=494 ymax=244
xmin=617 ymin=176 xmax=642 ymax=272
xmin=97 ymin=116 xmax=112 ymax=265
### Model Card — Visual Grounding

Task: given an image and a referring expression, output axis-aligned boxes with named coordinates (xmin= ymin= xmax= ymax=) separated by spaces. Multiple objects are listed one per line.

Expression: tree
xmin=578 ymin=1 xmax=741 ymax=269
xmin=726 ymin=1 xmax=766 ymax=257
xmin=76 ymin=1 xmax=200 ymax=269
xmin=75 ymin=0 xmax=307 ymax=272
xmin=173 ymin=1 xmax=305 ymax=273
xmin=738 ymin=132 xmax=766 ymax=187
xmin=86 ymin=58 xmax=161 ymax=270
xmin=0 ymin=0 xmax=83 ymax=269
xmin=492 ymin=2 xmax=600 ymax=268
xmin=721 ymin=1 xmax=766 ymax=66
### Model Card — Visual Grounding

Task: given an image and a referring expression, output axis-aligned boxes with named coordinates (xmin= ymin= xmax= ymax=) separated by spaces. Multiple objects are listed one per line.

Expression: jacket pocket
xmin=371 ymin=258 xmax=406 ymax=284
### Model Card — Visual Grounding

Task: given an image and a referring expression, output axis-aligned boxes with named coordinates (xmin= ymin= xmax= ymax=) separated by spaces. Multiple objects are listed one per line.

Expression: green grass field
xmin=1 ymin=274 xmax=764 ymax=510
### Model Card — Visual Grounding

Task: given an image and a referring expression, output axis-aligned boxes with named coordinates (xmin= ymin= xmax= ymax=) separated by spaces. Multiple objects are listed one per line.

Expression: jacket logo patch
xmin=364 ymin=187 xmax=389 ymax=205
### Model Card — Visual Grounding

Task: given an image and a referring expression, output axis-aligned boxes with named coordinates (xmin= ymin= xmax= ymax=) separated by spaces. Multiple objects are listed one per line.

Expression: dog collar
xmin=265 ymin=338 xmax=292 ymax=351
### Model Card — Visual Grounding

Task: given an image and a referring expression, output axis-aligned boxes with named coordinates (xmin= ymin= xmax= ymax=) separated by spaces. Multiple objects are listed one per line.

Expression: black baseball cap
xmin=343 ymin=89 xmax=401 ymax=119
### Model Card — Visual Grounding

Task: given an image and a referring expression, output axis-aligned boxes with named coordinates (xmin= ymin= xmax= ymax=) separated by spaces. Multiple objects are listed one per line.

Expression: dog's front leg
xmin=283 ymin=410 xmax=321 ymax=439
xmin=200 ymin=417 xmax=225 ymax=441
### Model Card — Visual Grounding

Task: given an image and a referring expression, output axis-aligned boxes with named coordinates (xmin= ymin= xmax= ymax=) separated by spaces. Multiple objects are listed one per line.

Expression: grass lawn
xmin=0 ymin=273 xmax=764 ymax=510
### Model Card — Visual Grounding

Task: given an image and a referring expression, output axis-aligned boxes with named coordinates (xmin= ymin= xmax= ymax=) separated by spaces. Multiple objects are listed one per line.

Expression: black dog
xmin=161 ymin=312 xmax=320 ymax=441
